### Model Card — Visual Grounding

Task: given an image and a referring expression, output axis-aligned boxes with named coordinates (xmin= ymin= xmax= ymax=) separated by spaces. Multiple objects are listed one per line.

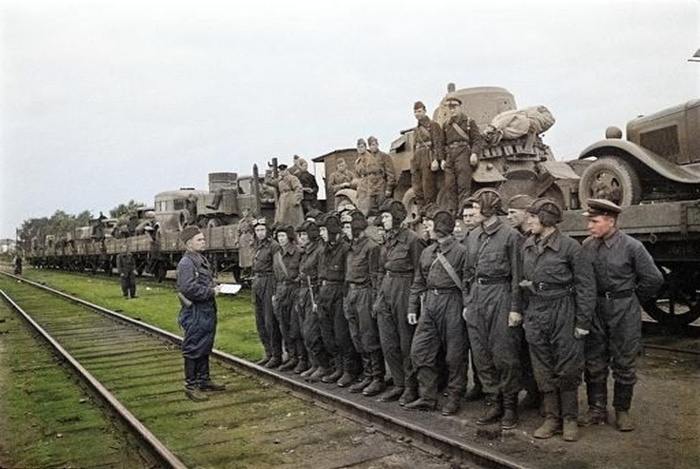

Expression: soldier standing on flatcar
xmin=506 ymin=194 xmax=541 ymax=410
xmin=520 ymin=199 xmax=596 ymax=442
xmin=579 ymin=199 xmax=663 ymax=432
xmin=292 ymin=156 xmax=319 ymax=214
xmin=296 ymin=221 xmax=324 ymax=377
xmin=458 ymin=201 xmax=484 ymax=401
xmin=116 ymin=243 xmax=137 ymax=299
xmin=327 ymin=158 xmax=356 ymax=210
xmin=273 ymin=225 xmax=304 ymax=372
xmin=442 ymin=97 xmax=483 ymax=211
xmin=405 ymin=210 xmax=468 ymax=415
xmin=374 ymin=199 xmax=427 ymax=404
xmin=251 ymin=217 xmax=284 ymax=368
xmin=343 ymin=211 xmax=386 ymax=396
xmin=463 ymin=188 xmax=523 ymax=429
xmin=308 ymin=213 xmax=359 ymax=385
xmin=176 ymin=226 xmax=225 ymax=402
xmin=235 ymin=207 xmax=255 ymax=280
xmin=411 ymin=101 xmax=445 ymax=208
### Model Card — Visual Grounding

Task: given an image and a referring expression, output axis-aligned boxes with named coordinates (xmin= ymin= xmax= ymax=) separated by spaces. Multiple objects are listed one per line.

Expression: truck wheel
xmin=579 ymin=156 xmax=641 ymax=206
xmin=642 ymin=263 xmax=700 ymax=327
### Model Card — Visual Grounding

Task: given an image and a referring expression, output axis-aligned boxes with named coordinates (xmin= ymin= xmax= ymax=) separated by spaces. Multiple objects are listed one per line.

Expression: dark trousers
xmin=273 ymin=282 xmax=297 ymax=359
xmin=253 ymin=275 xmax=282 ymax=359
xmin=318 ymin=283 xmax=358 ymax=372
xmin=120 ymin=273 xmax=136 ymax=298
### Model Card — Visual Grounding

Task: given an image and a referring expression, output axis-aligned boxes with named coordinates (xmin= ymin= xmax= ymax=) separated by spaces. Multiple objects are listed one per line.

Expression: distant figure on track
xmin=176 ymin=225 xmax=226 ymax=402
xmin=13 ymin=255 xmax=23 ymax=275
xmin=116 ymin=244 xmax=137 ymax=299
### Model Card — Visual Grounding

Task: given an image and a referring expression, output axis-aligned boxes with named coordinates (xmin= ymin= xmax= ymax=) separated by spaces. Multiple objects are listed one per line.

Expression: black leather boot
xmin=477 ymin=395 xmax=504 ymax=425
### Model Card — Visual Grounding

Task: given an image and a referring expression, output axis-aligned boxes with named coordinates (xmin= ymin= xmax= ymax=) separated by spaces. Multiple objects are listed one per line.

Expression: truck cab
xmin=578 ymin=99 xmax=700 ymax=206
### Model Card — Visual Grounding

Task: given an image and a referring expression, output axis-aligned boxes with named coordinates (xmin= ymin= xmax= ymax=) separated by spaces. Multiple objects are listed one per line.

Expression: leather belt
xmin=476 ymin=276 xmax=511 ymax=285
xmin=348 ymin=281 xmax=371 ymax=290
xmin=535 ymin=282 xmax=571 ymax=291
xmin=428 ymin=287 xmax=461 ymax=295
xmin=447 ymin=141 xmax=470 ymax=148
xmin=598 ymin=289 xmax=635 ymax=299
xmin=386 ymin=271 xmax=414 ymax=278
xmin=321 ymin=279 xmax=344 ymax=286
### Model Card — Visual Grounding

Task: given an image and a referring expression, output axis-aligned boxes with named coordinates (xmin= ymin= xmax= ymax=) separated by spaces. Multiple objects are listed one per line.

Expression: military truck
xmin=562 ymin=98 xmax=700 ymax=327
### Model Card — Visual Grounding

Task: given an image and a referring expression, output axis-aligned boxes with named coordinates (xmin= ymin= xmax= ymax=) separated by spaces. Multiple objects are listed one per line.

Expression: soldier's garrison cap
xmin=507 ymin=194 xmax=535 ymax=210
xmin=414 ymin=101 xmax=426 ymax=111
xmin=583 ymin=198 xmax=622 ymax=217
xmin=278 ymin=164 xmax=288 ymax=171
xmin=367 ymin=136 xmax=378 ymax=145
xmin=180 ymin=225 xmax=202 ymax=243
xmin=445 ymin=96 xmax=462 ymax=106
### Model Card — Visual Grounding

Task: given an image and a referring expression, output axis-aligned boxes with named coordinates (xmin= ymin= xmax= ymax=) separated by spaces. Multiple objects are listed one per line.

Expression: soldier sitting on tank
xmin=442 ymin=97 xmax=483 ymax=211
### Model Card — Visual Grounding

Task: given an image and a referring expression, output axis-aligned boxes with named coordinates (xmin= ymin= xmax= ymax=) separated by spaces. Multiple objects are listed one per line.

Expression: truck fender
xmin=578 ymin=139 xmax=700 ymax=185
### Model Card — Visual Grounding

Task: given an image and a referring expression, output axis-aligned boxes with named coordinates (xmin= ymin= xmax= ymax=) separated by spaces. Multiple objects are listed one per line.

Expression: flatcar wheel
xmin=643 ymin=263 xmax=700 ymax=327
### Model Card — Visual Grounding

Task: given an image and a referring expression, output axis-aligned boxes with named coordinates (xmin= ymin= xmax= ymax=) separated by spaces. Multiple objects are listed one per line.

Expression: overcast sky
xmin=1 ymin=0 xmax=698 ymax=239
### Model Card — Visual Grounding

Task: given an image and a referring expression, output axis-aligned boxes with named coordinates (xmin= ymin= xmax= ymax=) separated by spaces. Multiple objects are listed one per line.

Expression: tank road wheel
xmin=579 ymin=156 xmax=642 ymax=206
xmin=643 ymin=263 xmax=700 ymax=327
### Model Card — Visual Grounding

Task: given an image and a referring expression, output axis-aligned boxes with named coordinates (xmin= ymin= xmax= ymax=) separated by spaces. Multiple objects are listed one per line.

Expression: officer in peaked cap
xmin=582 ymin=198 xmax=623 ymax=217
xmin=579 ymin=198 xmax=663 ymax=432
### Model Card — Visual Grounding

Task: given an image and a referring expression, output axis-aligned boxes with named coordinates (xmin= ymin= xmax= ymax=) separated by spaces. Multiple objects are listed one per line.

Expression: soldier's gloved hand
xmin=407 ymin=312 xmax=418 ymax=325
xmin=519 ymin=279 xmax=537 ymax=295
xmin=508 ymin=311 xmax=523 ymax=327
xmin=303 ymin=187 xmax=313 ymax=193
xmin=469 ymin=153 xmax=478 ymax=167
xmin=440 ymin=159 xmax=447 ymax=171
xmin=312 ymin=303 xmax=318 ymax=313
xmin=574 ymin=328 xmax=589 ymax=339
xmin=462 ymin=307 xmax=468 ymax=321
xmin=384 ymin=190 xmax=392 ymax=198
xmin=430 ymin=159 xmax=439 ymax=172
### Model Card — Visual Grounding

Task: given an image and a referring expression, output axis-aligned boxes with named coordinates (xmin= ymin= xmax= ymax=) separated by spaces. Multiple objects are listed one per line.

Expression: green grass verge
xmin=17 ymin=269 xmax=264 ymax=360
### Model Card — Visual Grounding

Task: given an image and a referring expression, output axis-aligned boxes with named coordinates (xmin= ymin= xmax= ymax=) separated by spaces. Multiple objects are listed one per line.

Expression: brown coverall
xmin=411 ymin=118 xmax=444 ymax=206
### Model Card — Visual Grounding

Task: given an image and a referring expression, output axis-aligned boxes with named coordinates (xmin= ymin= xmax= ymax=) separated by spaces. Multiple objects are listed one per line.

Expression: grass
xmin=17 ymin=269 xmax=265 ymax=360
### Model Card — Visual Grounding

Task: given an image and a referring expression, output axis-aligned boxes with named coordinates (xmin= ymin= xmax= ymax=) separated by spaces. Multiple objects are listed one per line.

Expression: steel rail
xmin=0 ymin=285 xmax=188 ymax=469
xmin=2 ymin=272 xmax=529 ymax=469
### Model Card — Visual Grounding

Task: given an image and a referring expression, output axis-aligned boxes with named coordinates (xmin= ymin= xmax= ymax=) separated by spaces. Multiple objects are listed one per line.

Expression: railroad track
xmin=0 ymin=271 xmax=529 ymax=469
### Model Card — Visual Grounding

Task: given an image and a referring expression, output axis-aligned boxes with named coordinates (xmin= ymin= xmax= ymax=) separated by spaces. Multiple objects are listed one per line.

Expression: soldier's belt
xmin=320 ymin=279 xmax=344 ymax=286
xmin=598 ymin=289 xmax=635 ymax=299
xmin=475 ymin=276 xmax=511 ymax=285
xmin=347 ymin=281 xmax=371 ymax=290
xmin=447 ymin=141 xmax=470 ymax=148
xmin=534 ymin=282 xmax=572 ymax=292
xmin=385 ymin=271 xmax=414 ymax=278
xmin=428 ymin=287 xmax=461 ymax=295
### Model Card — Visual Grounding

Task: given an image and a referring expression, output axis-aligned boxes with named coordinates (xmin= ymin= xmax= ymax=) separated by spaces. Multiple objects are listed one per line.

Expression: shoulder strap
xmin=451 ymin=122 xmax=470 ymax=141
xmin=436 ymin=251 xmax=465 ymax=292
xmin=273 ymin=251 xmax=289 ymax=278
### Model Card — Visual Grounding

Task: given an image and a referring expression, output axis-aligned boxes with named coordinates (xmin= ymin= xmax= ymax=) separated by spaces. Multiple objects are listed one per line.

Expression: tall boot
xmin=477 ymin=395 xmax=504 ymax=425
xmin=533 ymin=391 xmax=561 ymax=439
xmin=322 ymin=357 xmax=344 ymax=384
xmin=560 ymin=389 xmax=579 ymax=442
xmin=363 ymin=351 xmax=386 ymax=397
xmin=578 ymin=381 xmax=608 ymax=426
xmin=293 ymin=342 xmax=309 ymax=374
xmin=501 ymin=394 xmax=519 ymax=430
xmin=279 ymin=345 xmax=299 ymax=372
xmin=350 ymin=354 xmax=373 ymax=393
xmin=198 ymin=356 xmax=225 ymax=391
xmin=184 ymin=358 xmax=208 ymax=402
xmin=613 ymin=382 xmax=635 ymax=432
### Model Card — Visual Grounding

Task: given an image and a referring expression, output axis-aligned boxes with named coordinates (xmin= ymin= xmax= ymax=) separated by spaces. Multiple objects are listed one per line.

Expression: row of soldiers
xmin=248 ymin=191 xmax=663 ymax=442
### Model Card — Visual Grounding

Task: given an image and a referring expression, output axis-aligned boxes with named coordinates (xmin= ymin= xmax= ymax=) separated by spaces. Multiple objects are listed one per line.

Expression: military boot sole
xmin=184 ymin=387 xmax=209 ymax=402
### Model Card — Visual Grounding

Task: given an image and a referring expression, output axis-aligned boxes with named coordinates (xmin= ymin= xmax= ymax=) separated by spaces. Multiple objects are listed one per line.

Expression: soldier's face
xmin=357 ymin=142 xmax=366 ymax=153
xmin=462 ymin=208 xmax=479 ymax=230
xmin=447 ymin=104 xmax=459 ymax=117
xmin=381 ymin=213 xmax=393 ymax=230
xmin=369 ymin=141 xmax=378 ymax=152
xmin=299 ymin=160 xmax=308 ymax=171
xmin=255 ymin=225 xmax=267 ymax=240
xmin=319 ymin=227 xmax=329 ymax=242
xmin=471 ymin=203 xmax=487 ymax=225
xmin=337 ymin=160 xmax=346 ymax=171
xmin=277 ymin=231 xmax=289 ymax=247
xmin=298 ymin=231 xmax=309 ymax=247
xmin=527 ymin=214 xmax=544 ymax=235
xmin=423 ymin=218 xmax=436 ymax=239
xmin=342 ymin=223 xmax=352 ymax=240
xmin=587 ymin=215 xmax=616 ymax=238
xmin=187 ymin=233 xmax=206 ymax=252
xmin=507 ymin=208 xmax=528 ymax=229
xmin=414 ymin=108 xmax=426 ymax=120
